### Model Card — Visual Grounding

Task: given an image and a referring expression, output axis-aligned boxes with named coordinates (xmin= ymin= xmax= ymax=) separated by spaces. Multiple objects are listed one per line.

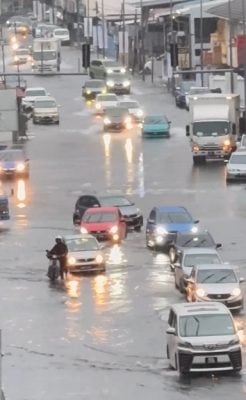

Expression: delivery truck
xmin=32 ymin=38 xmax=61 ymax=74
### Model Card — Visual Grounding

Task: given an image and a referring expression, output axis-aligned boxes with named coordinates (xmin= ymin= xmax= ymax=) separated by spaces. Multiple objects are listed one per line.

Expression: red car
xmin=80 ymin=206 xmax=127 ymax=244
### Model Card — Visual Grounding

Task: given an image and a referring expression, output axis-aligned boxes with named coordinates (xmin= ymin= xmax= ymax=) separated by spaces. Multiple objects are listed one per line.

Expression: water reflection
xmin=124 ymin=138 xmax=134 ymax=195
xmin=92 ymin=274 xmax=108 ymax=310
xmin=125 ymin=138 xmax=133 ymax=164
xmin=65 ymin=277 xmax=82 ymax=339
xmin=102 ymin=133 xmax=112 ymax=189
xmin=138 ymin=152 xmax=145 ymax=198
xmin=107 ymin=244 xmax=127 ymax=265
xmin=17 ymin=179 xmax=26 ymax=208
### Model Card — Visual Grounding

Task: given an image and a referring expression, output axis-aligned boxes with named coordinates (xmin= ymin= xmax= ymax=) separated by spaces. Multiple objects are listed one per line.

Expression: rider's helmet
xmin=55 ymin=235 xmax=63 ymax=244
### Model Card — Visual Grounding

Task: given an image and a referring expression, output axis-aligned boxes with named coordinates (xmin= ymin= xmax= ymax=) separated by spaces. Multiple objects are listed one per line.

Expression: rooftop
xmin=171 ymin=301 xmax=229 ymax=315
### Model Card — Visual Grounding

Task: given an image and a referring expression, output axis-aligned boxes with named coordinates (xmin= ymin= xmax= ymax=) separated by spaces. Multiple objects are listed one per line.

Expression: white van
xmin=166 ymin=302 xmax=242 ymax=374
xmin=53 ymin=28 xmax=70 ymax=45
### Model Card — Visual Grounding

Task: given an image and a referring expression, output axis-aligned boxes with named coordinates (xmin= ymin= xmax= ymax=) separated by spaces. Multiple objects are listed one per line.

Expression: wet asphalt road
xmin=1 ymin=46 xmax=246 ymax=399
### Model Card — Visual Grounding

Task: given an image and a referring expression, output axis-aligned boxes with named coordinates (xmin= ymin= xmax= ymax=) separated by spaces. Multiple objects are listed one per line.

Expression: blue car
xmin=0 ymin=149 xmax=29 ymax=178
xmin=146 ymin=206 xmax=199 ymax=251
xmin=142 ymin=115 xmax=171 ymax=138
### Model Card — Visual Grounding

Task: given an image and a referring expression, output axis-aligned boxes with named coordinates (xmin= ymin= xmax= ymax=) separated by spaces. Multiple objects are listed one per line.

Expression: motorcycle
xmin=46 ymin=250 xmax=60 ymax=282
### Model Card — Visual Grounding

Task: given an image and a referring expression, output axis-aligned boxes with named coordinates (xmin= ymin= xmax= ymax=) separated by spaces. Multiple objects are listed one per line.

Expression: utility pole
xmin=102 ymin=0 xmax=105 ymax=58
xmin=133 ymin=8 xmax=138 ymax=74
xmin=140 ymin=0 xmax=145 ymax=81
xmin=242 ymin=0 xmax=246 ymax=134
xmin=200 ymin=0 xmax=204 ymax=86
xmin=87 ymin=0 xmax=90 ymax=43
xmin=170 ymin=0 xmax=177 ymax=91
xmin=76 ymin=0 xmax=80 ymax=46
xmin=122 ymin=0 xmax=126 ymax=65
xmin=95 ymin=1 xmax=99 ymax=57
xmin=228 ymin=0 xmax=234 ymax=93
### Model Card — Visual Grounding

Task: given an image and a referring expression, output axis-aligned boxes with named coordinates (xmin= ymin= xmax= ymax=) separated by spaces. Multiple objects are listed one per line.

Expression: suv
xmin=166 ymin=302 xmax=242 ymax=374
xmin=174 ymin=247 xmax=222 ymax=293
xmin=89 ymin=59 xmax=126 ymax=79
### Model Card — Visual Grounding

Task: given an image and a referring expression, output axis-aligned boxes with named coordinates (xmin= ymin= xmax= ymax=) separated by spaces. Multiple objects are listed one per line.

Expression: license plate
xmin=206 ymin=357 xmax=216 ymax=363
xmin=208 ymin=152 xmax=215 ymax=155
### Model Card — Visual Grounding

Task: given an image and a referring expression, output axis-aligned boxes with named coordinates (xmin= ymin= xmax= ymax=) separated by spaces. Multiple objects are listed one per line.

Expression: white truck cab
xmin=186 ymin=94 xmax=240 ymax=165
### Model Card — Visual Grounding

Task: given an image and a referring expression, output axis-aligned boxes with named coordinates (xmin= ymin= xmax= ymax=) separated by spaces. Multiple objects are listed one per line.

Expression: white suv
xmin=166 ymin=302 xmax=242 ymax=374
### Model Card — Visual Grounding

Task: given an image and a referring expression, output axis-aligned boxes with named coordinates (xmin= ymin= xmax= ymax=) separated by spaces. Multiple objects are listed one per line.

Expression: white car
xmin=166 ymin=302 xmax=242 ymax=374
xmin=64 ymin=234 xmax=105 ymax=273
xmin=118 ymin=100 xmax=144 ymax=122
xmin=226 ymin=150 xmax=246 ymax=182
xmin=186 ymin=263 xmax=244 ymax=311
xmin=174 ymin=247 xmax=223 ymax=293
xmin=95 ymin=93 xmax=118 ymax=115
xmin=22 ymin=87 xmax=49 ymax=111
xmin=53 ymin=28 xmax=70 ymax=45
xmin=32 ymin=96 xmax=59 ymax=124
xmin=13 ymin=48 xmax=31 ymax=64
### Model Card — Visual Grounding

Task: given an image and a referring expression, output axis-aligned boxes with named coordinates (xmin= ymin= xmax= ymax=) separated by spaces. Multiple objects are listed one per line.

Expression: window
xmin=194 ymin=17 xmax=218 ymax=44
xmin=179 ymin=314 xmax=235 ymax=337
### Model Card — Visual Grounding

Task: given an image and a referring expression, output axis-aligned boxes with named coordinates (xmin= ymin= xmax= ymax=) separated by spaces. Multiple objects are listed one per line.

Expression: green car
xmin=89 ymin=59 xmax=126 ymax=79
xmin=142 ymin=115 xmax=171 ymax=138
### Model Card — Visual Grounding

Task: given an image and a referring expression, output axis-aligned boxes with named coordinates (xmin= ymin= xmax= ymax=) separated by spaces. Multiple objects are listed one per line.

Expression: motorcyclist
xmin=49 ymin=236 xmax=68 ymax=280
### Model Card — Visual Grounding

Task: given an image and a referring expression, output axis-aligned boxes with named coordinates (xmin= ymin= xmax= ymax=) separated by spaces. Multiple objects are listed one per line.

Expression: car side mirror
xmin=176 ymin=86 xmax=180 ymax=91
xmin=120 ymin=217 xmax=125 ymax=223
xmin=239 ymin=277 xmax=245 ymax=283
xmin=186 ymin=125 xmax=190 ymax=136
xmin=174 ymin=262 xmax=181 ymax=268
xmin=224 ymin=159 xmax=229 ymax=163
xmin=216 ymin=243 xmax=222 ymax=249
xmin=166 ymin=327 xmax=176 ymax=335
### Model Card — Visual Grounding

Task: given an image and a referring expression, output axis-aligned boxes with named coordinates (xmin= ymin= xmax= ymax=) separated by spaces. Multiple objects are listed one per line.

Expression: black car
xmin=103 ymin=106 xmax=132 ymax=132
xmin=82 ymin=79 xmax=107 ymax=100
xmin=106 ymin=73 xmax=131 ymax=95
xmin=174 ymin=80 xmax=196 ymax=108
xmin=73 ymin=194 xmax=143 ymax=231
xmin=168 ymin=230 xmax=222 ymax=264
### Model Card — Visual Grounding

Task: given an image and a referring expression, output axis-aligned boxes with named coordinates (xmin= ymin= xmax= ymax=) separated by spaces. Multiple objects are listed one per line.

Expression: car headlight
xmin=156 ymin=235 xmax=164 ymax=244
xmin=191 ymin=226 xmax=198 ymax=233
xmin=120 ymin=67 xmax=126 ymax=73
xmin=96 ymin=103 xmax=101 ymax=110
xmin=102 ymin=88 xmax=107 ymax=94
xmin=155 ymin=226 xmax=168 ymax=235
xmin=80 ymin=227 xmax=88 ymax=234
xmin=86 ymin=89 xmax=91 ymax=94
xmin=123 ymin=80 xmax=130 ymax=87
xmin=68 ymin=256 xmax=76 ymax=266
xmin=104 ymin=117 xmax=111 ymax=125
xmin=231 ymin=287 xmax=241 ymax=297
xmin=178 ymin=341 xmax=193 ymax=349
xmin=224 ymin=139 xmax=230 ymax=146
xmin=107 ymin=68 xmax=113 ymax=74
xmin=196 ymin=288 xmax=206 ymax=297
xmin=12 ymin=43 xmax=19 ymax=50
xmin=96 ymin=254 xmax=104 ymax=264
xmin=14 ymin=55 xmax=19 ymax=62
xmin=106 ymin=80 xmax=114 ymax=87
xmin=229 ymin=338 xmax=240 ymax=346
xmin=109 ymin=225 xmax=118 ymax=234
xmin=193 ymin=145 xmax=200 ymax=152
xmin=16 ymin=163 xmax=25 ymax=172
xmin=136 ymin=208 xmax=141 ymax=215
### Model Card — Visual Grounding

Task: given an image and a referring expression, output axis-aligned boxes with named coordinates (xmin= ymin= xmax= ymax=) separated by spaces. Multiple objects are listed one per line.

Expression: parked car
xmin=89 ymin=59 xmax=126 ymax=79
xmin=166 ymin=302 xmax=242 ymax=374
xmin=32 ymin=96 xmax=59 ymax=124
xmin=0 ymin=149 xmax=29 ymax=177
xmin=64 ymin=234 xmax=106 ymax=273
xmin=146 ymin=206 xmax=199 ymax=251
xmin=169 ymin=230 xmax=221 ymax=264
xmin=82 ymin=79 xmax=107 ymax=100
xmin=94 ymin=93 xmax=118 ymax=115
xmin=73 ymin=194 xmax=143 ymax=231
xmin=174 ymin=80 xmax=196 ymax=108
xmin=103 ymin=106 xmax=132 ymax=132
xmin=186 ymin=264 xmax=244 ymax=311
xmin=106 ymin=73 xmax=131 ymax=95
xmin=53 ymin=28 xmax=70 ymax=45
xmin=118 ymin=100 xmax=144 ymax=123
xmin=142 ymin=115 xmax=171 ymax=138
xmin=226 ymin=149 xmax=246 ymax=182
xmin=174 ymin=247 xmax=223 ymax=293
xmin=80 ymin=206 xmax=127 ymax=244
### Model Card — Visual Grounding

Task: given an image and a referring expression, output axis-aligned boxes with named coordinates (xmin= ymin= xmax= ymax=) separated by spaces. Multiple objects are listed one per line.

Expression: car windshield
xmin=177 ymin=234 xmax=214 ymax=247
xmin=193 ymin=121 xmax=230 ymax=137
xmin=85 ymin=81 xmax=104 ymax=88
xmin=179 ymin=314 xmax=235 ymax=337
xmin=33 ymin=51 xmax=56 ymax=61
xmin=197 ymin=269 xmax=237 ymax=283
xmin=34 ymin=100 xmax=56 ymax=108
xmin=0 ymin=150 xmax=24 ymax=161
xmin=184 ymin=254 xmax=220 ymax=267
xmin=229 ymin=154 xmax=246 ymax=164
xmin=99 ymin=196 xmax=131 ymax=206
xmin=83 ymin=212 xmax=117 ymax=223
xmin=159 ymin=212 xmax=192 ymax=224
xmin=105 ymin=108 xmax=127 ymax=117
xmin=103 ymin=60 xmax=118 ymax=67
xmin=26 ymin=89 xmax=46 ymax=97
xmin=180 ymin=81 xmax=196 ymax=92
xmin=119 ymin=102 xmax=138 ymax=108
xmin=16 ymin=49 xmax=29 ymax=55
xmin=144 ymin=116 xmax=167 ymax=124
xmin=98 ymin=95 xmax=117 ymax=102
xmin=66 ymin=237 xmax=99 ymax=252
xmin=54 ymin=30 xmax=68 ymax=36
